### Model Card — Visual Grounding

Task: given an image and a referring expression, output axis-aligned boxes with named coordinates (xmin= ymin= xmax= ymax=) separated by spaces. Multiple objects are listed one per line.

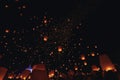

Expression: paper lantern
xmin=84 ymin=61 xmax=87 ymax=66
xmin=20 ymin=70 xmax=31 ymax=79
xmin=91 ymin=52 xmax=95 ymax=57
xmin=31 ymin=64 xmax=49 ymax=80
xmin=80 ymin=54 xmax=86 ymax=60
xmin=74 ymin=66 xmax=78 ymax=71
xmin=99 ymin=54 xmax=116 ymax=72
xmin=43 ymin=36 xmax=48 ymax=42
xmin=58 ymin=46 xmax=63 ymax=52
xmin=0 ymin=67 xmax=8 ymax=80
xmin=5 ymin=29 xmax=10 ymax=33
xmin=92 ymin=65 xmax=100 ymax=71
xmin=48 ymin=70 xmax=55 ymax=78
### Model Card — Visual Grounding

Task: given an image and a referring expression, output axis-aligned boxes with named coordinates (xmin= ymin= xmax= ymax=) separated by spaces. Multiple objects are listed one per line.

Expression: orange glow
xmin=91 ymin=52 xmax=95 ymax=56
xmin=44 ymin=20 xmax=47 ymax=24
xmin=5 ymin=29 xmax=10 ymax=33
xmin=80 ymin=54 xmax=85 ymax=60
xmin=92 ymin=65 xmax=100 ymax=71
xmin=84 ymin=62 xmax=87 ymax=66
xmin=28 ymin=76 xmax=31 ymax=79
xmin=74 ymin=66 xmax=78 ymax=71
xmin=48 ymin=70 xmax=55 ymax=78
xmin=8 ymin=76 xmax=14 ymax=79
xmin=5 ymin=5 xmax=9 ymax=8
xmin=105 ymin=67 xmax=113 ymax=71
xmin=43 ymin=36 xmax=48 ymax=42
xmin=22 ymin=5 xmax=26 ymax=9
xmin=58 ymin=46 xmax=63 ymax=52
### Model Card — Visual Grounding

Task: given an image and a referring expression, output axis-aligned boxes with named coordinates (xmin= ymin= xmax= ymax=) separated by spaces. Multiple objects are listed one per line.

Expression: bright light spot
xmin=105 ymin=67 xmax=113 ymax=71
xmin=5 ymin=29 xmax=10 ymax=33
xmin=5 ymin=5 xmax=9 ymax=8
xmin=58 ymin=46 xmax=63 ymax=52
xmin=91 ymin=52 xmax=95 ymax=57
xmin=43 ymin=36 xmax=48 ymax=42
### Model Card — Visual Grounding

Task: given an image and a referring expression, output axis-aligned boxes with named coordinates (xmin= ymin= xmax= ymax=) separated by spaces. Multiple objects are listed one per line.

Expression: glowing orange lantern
xmin=74 ymin=66 xmax=78 ymax=71
xmin=105 ymin=66 xmax=113 ymax=71
xmin=80 ymin=54 xmax=85 ymax=60
xmin=48 ymin=70 xmax=55 ymax=78
xmin=43 ymin=36 xmax=48 ymax=42
xmin=58 ymin=46 xmax=63 ymax=52
xmin=5 ymin=29 xmax=10 ymax=33
xmin=91 ymin=52 xmax=95 ymax=57
xmin=84 ymin=61 xmax=87 ymax=66
xmin=92 ymin=65 xmax=100 ymax=71
xmin=44 ymin=20 xmax=47 ymax=24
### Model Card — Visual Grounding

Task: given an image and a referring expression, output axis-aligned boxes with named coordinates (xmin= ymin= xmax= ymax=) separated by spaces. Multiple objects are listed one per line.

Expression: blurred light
xmin=91 ymin=52 xmax=95 ymax=57
xmin=48 ymin=70 xmax=55 ymax=78
xmin=84 ymin=62 xmax=87 ymax=66
xmin=80 ymin=54 xmax=85 ymax=60
xmin=105 ymin=67 xmax=113 ymax=71
xmin=58 ymin=46 xmax=63 ymax=52
xmin=43 ymin=36 xmax=48 ymax=42
xmin=5 ymin=29 xmax=10 ymax=33
xmin=5 ymin=5 xmax=8 ymax=8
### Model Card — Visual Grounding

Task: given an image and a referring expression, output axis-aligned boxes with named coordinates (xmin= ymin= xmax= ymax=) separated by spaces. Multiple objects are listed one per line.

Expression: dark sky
xmin=87 ymin=0 xmax=120 ymax=62
xmin=0 ymin=0 xmax=120 ymax=69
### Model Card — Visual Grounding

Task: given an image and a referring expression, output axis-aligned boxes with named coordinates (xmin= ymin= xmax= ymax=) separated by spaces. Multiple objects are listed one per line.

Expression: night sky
xmin=0 ymin=0 xmax=120 ymax=72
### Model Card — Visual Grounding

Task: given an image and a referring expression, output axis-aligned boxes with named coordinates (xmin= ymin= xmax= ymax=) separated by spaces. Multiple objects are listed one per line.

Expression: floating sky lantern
xmin=84 ymin=61 xmax=87 ymax=66
xmin=43 ymin=36 xmax=48 ymax=42
xmin=44 ymin=19 xmax=47 ymax=24
xmin=99 ymin=54 xmax=117 ymax=72
xmin=80 ymin=54 xmax=86 ymax=60
xmin=0 ymin=67 xmax=8 ymax=80
xmin=31 ymin=64 xmax=49 ymax=80
xmin=58 ymin=46 xmax=63 ymax=52
xmin=48 ymin=70 xmax=55 ymax=78
xmin=74 ymin=65 xmax=78 ymax=71
xmin=5 ymin=29 xmax=10 ymax=33
xmin=91 ymin=52 xmax=95 ymax=57
xmin=92 ymin=65 xmax=100 ymax=71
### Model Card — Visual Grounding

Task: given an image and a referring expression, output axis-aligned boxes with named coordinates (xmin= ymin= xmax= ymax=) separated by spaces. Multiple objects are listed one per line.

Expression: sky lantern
xmin=84 ymin=61 xmax=87 ymax=66
xmin=48 ymin=70 xmax=55 ymax=78
xmin=58 ymin=46 xmax=63 ymax=52
xmin=43 ymin=36 xmax=48 ymax=42
xmin=31 ymin=64 xmax=49 ymax=80
xmin=92 ymin=65 xmax=100 ymax=71
xmin=91 ymin=52 xmax=95 ymax=57
xmin=80 ymin=54 xmax=85 ymax=60
xmin=5 ymin=29 xmax=10 ymax=33
xmin=74 ymin=65 xmax=78 ymax=71
xmin=0 ymin=67 xmax=8 ymax=80
xmin=99 ymin=54 xmax=117 ymax=72
xmin=44 ymin=19 xmax=47 ymax=24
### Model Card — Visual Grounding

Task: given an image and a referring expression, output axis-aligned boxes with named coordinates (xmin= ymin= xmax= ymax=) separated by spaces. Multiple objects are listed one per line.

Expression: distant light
xmin=43 ymin=36 xmax=48 ymax=42
xmin=44 ymin=20 xmax=47 ymax=24
xmin=105 ymin=67 xmax=113 ymax=71
xmin=80 ymin=54 xmax=86 ymax=60
xmin=22 ymin=5 xmax=26 ymax=9
xmin=84 ymin=62 xmax=87 ymax=66
xmin=91 ymin=52 xmax=95 ymax=57
xmin=58 ymin=46 xmax=63 ymax=52
xmin=5 ymin=29 xmax=10 ymax=33
xmin=5 ymin=5 xmax=9 ymax=8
